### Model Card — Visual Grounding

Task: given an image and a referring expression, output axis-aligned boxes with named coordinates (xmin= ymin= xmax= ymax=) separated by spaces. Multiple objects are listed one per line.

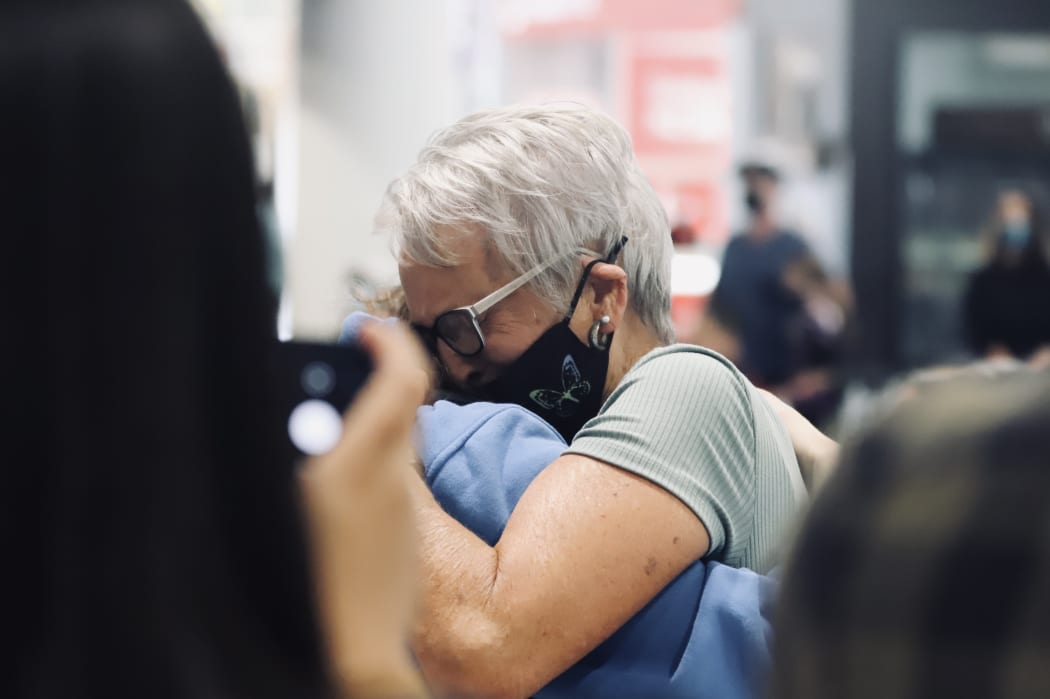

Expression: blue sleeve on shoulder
xmin=338 ymin=311 xmax=375 ymax=345
xmin=417 ymin=401 xmax=566 ymax=546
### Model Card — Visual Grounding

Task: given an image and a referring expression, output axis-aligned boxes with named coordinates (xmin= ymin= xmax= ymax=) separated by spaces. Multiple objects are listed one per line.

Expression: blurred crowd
xmin=8 ymin=2 xmax=1050 ymax=699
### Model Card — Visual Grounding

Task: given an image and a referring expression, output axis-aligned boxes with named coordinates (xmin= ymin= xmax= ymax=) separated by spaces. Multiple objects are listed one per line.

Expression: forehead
xmin=398 ymin=227 xmax=507 ymax=324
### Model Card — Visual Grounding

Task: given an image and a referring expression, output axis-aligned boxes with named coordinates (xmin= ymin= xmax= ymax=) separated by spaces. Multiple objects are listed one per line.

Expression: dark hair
xmin=2 ymin=1 xmax=330 ymax=697
xmin=772 ymin=374 xmax=1050 ymax=699
xmin=738 ymin=162 xmax=780 ymax=182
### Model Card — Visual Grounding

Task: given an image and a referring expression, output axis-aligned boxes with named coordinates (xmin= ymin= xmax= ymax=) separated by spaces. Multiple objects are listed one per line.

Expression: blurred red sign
xmin=678 ymin=182 xmax=728 ymax=244
xmin=501 ymin=0 xmax=740 ymax=37
xmin=630 ymin=55 xmax=731 ymax=158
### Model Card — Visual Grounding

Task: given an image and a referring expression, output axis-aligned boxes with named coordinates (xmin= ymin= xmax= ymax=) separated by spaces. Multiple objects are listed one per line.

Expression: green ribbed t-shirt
xmin=564 ymin=344 xmax=807 ymax=573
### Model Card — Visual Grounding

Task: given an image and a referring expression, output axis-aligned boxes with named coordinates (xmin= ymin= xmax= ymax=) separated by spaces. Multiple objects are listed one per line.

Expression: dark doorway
xmin=849 ymin=0 xmax=1050 ymax=381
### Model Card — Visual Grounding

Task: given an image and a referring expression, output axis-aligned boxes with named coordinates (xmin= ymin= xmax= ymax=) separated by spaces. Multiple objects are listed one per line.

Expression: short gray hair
xmin=377 ymin=103 xmax=675 ymax=343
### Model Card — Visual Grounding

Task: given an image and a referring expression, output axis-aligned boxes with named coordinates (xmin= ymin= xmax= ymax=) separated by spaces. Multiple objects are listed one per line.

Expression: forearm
xmin=402 ymin=457 xmax=706 ymax=699
xmin=757 ymin=388 xmax=839 ymax=490
xmin=405 ymin=474 xmax=524 ymax=699
xmin=801 ymin=430 xmax=839 ymax=490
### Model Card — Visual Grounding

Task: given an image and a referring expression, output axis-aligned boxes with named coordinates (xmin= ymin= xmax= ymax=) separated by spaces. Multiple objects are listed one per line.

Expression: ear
xmin=575 ymin=261 xmax=629 ymax=335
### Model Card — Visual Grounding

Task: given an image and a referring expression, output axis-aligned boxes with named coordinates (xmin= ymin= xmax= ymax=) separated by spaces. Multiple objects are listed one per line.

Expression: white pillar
xmin=289 ymin=0 xmax=458 ymax=338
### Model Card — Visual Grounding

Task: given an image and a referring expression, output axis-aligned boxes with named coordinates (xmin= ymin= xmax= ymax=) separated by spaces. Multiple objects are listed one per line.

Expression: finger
xmin=355 ymin=321 xmax=432 ymax=408
xmin=344 ymin=322 xmax=430 ymax=437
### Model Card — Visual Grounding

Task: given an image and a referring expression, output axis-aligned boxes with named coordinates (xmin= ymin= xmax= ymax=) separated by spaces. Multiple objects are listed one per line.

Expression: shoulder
xmin=777 ymin=231 xmax=810 ymax=255
xmin=417 ymin=400 xmax=565 ymax=475
xmin=966 ymin=266 xmax=993 ymax=291
xmin=625 ymin=345 xmax=748 ymax=392
xmin=418 ymin=401 xmax=567 ymax=545
xmin=607 ymin=345 xmax=754 ymax=423
xmin=722 ymin=236 xmax=747 ymax=259
xmin=968 ymin=265 xmax=1002 ymax=288
xmin=570 ymin=345 xmax=763 ymax=560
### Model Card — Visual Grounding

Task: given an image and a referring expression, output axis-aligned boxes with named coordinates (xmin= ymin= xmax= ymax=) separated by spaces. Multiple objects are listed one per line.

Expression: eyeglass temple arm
xmin=562 ymin=237 xmax=628 ymax=322
xmin=468 ymin=247 xmax=600 ymax=316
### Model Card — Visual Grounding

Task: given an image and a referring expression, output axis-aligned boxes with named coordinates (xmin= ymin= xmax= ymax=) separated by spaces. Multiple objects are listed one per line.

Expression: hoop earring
xmin=589 ymin=315 xmax=612 ymax=351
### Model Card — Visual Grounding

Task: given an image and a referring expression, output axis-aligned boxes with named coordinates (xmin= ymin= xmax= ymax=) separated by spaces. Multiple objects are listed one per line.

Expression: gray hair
xmin=376 ymin=103 xmax=675 ymax=343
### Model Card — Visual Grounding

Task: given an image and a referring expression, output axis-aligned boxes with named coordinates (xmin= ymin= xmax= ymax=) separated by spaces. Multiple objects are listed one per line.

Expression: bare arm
xmin=757 ymin=388 xmax=839 ymax=490
xmin=408 ymin=455 xmax=709 ymax=699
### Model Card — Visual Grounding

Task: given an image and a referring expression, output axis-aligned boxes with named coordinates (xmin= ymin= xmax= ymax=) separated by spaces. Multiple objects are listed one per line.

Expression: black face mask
xmin=477 ymin=238 xmax=626 ymax=444
xmin=745 ymin=190 xmax=764 ymax=215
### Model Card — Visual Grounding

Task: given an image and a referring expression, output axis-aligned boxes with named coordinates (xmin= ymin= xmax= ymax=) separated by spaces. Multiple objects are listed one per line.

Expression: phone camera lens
xmin=302 ymin=362 xmax=336 ymax=397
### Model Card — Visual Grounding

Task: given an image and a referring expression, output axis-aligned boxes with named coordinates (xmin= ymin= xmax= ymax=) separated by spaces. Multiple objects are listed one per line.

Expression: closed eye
xmin=478 ymin=313 xmax=515 ymax=337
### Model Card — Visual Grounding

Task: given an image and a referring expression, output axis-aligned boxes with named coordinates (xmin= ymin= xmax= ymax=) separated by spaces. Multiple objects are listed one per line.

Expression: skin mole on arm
xmin=644 ymin=557 xmax=658 ymax=576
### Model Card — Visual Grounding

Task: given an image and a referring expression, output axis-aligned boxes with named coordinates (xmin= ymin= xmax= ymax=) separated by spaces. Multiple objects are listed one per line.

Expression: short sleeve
xmin=564 ymin=349 xmax=756 ymax=559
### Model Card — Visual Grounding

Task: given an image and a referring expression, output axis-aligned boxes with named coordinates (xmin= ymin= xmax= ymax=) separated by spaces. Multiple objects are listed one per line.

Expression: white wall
xmin=288 ymin=0 xmax=459 ymax=338
xmin=738 ymin=0 xmax=852 ymax=275
xmin=744 ymin=0 xmax=849 ymax=140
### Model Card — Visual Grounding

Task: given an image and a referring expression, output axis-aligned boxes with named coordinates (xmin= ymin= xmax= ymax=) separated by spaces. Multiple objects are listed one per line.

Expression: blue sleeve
xmin=337 ymin=311 xmax=397 ymax=345
xmin=416 ymin=401 xmax=566 ymax=546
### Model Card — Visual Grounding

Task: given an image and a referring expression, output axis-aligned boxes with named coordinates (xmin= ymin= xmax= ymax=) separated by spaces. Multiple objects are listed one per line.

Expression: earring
xmin=589 ymin=315 xmax=612 ymax=351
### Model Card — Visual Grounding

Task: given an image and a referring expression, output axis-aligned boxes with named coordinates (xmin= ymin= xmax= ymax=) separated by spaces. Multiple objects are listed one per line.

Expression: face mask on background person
xmin=1003 ymin=220 xmax=1031 ymax=252
xmin=745 ymin=190 xmax=765 ymax=216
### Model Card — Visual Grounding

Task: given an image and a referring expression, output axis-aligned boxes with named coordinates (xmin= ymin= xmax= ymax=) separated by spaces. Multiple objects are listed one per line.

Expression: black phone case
xmin=270 ymin=340 xmax=373 ymax=456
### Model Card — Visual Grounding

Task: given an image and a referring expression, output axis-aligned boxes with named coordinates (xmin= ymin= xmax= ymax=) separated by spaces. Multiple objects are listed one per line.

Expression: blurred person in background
xmin=378 ymin=104 xmax=827 ymax=699
xmin=772 ymin=370 xmax=1050 ymax=699
xmin=707 ymin=163 xmax=812 ymax=391
xmin=963 ymin=189 xmax=1050 ymax=363
xmin=1 ymin=1 xmax=427 ymax=697
xmin=706 ymin=162 xmax=850 ymax=427
xmin=780 ymin=254 xmax=853 ymax=427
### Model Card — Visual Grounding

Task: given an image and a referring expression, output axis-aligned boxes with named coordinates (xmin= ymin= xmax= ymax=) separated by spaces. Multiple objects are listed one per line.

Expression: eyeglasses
xmin=412 ymin=241 xmax=623 ymax=358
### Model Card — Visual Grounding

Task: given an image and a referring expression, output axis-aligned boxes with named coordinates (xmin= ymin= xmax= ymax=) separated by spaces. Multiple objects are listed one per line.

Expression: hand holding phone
xmin=298 ymin=322 xmax=431 ymax=699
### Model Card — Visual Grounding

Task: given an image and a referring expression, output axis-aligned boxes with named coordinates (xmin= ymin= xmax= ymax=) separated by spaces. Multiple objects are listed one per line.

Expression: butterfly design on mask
xmin=529 ymin=355 xmax=592 ymax=417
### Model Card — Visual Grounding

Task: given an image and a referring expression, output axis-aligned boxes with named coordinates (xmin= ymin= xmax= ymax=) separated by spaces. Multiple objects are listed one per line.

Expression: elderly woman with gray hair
xmin=386 ymin=104 xmax=830 ymax=699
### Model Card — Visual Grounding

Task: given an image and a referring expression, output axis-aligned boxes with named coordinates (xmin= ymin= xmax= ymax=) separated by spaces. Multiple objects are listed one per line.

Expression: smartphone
xmin=270 ymin=340 xmax=373 ymax=457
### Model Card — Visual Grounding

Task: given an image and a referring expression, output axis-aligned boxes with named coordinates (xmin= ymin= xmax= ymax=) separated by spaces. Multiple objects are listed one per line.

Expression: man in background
xmin=708 ymin=162 xmax=811 ymax=390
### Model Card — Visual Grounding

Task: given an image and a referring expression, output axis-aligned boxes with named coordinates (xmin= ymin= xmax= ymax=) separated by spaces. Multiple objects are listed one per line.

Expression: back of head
xmin=773 ymin=373 xmax=1050 ymax=699
xmin=1 ymin=1 xmax=327 ymax=696
xmin=379 ymin=103 xmax=676 ymax=343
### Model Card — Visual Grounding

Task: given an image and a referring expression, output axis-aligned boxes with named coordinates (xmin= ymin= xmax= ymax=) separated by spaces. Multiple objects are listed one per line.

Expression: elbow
xmin=413 ymin=613 xmax=531 ymax=699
